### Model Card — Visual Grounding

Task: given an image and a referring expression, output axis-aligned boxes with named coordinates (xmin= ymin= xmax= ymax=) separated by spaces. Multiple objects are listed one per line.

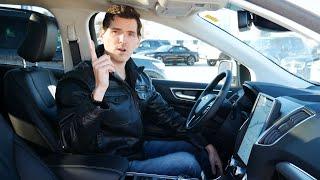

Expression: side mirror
xmin=312 ymin=46 xmax=320 ymax=56
xmin=218 ymin=60 xmax=233 ymax=74
xmin=218 ymin=60 xmax=240 ymax=86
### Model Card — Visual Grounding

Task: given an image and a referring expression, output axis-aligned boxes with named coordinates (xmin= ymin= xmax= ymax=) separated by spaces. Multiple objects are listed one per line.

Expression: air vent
xmin=260 ymin=109 xmax=312 ymax=145
xmin=229 ymin=94 xmax=239 ymax=104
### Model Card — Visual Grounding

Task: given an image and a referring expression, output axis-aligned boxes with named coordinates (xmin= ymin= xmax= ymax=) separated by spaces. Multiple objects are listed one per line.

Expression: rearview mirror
xmin=238 ymin=11 xmax=289 ymax=32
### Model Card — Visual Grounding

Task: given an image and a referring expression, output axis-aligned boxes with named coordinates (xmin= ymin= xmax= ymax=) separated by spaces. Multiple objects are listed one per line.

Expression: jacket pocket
xmin=102 ymin=94 xmax=131 ymax=126
xmin=104 ymin=94 xmax=128 ymax=104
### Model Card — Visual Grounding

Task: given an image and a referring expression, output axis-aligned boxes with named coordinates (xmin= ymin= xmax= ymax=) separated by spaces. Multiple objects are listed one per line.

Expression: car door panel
xmin=152 ymin=79 xmax=241 ymax=117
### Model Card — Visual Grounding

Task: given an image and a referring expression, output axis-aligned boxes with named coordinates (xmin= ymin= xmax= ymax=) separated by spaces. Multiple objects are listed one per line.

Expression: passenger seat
xmin=3 ymin=13 xmax=60 ymax=153
xmin=0 ymin=114 xmax=58 ymax=179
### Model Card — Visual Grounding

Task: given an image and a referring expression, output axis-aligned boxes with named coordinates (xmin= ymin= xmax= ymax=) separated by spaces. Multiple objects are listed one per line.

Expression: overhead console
xmin=224 ymin=93 xmax=319 ymax=179
xmin=155 ymin=0 xmax=226 ymax=17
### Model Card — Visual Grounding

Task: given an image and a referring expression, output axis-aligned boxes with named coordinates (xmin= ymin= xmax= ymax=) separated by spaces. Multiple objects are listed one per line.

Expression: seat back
xmin=3 ymin=13 xmax=60 ymax=152
xmin=0 ymin=114 xmax=57 ymax=180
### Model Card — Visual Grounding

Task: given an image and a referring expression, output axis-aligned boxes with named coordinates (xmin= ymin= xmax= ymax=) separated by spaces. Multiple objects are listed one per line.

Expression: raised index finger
xmin=89 ymin=40 xmax=98 ymax=61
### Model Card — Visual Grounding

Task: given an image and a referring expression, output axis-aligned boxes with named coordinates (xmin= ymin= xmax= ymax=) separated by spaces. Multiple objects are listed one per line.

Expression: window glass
xmin=94 ymin=12 xmax=238 ymax=84
xmin=139 ymin=41 xmax=150 ymax=48
xmin=199 ymin=8 xmax=320 ymax=84
xmin=0 ymin=4 xmax=63 ymax=70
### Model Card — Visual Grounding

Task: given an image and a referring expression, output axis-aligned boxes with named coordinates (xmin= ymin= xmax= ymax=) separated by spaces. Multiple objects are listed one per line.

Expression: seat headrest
xmin=18 ymin=13 xmax=58 ymax=63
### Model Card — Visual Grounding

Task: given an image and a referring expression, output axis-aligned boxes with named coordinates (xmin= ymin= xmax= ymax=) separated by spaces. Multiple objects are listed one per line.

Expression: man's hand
xmin=205 ymin=144 xmax=223 ymax=176
xmin=90 ymin=41 xmax=115 ymax=102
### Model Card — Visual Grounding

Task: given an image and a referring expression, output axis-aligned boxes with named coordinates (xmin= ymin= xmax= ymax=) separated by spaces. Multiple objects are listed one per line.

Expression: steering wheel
xmin=186 ymin=70 xmax=232 ymax=130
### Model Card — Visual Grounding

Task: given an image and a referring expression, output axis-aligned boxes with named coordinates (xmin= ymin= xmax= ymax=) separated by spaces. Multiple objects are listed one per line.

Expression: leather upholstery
xmin=0 ymin=115 xmax=58 ymax=180
xmin=4 ymin=67 xmax=59 ymax=151
xmin=45 ymin=154 xmax=128 ymax=179
xmin=18 ymin=13 xmax=58 ymax=63
xmin=0 ymin=115 xmax=128 ymax=180
xmin=3 ymin=13 xmax=60 ymax=152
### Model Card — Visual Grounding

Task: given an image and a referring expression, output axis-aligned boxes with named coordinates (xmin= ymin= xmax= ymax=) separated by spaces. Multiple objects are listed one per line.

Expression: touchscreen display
xmin=237 ymin=94 xmax=274 ymax=165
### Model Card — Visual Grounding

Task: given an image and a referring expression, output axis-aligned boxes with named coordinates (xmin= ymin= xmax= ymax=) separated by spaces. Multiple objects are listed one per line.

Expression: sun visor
xmin=155 ymin=0 xmax=227 ymax=17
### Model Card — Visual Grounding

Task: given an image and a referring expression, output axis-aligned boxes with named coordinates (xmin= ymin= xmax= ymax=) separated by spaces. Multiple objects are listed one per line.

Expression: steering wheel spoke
xmin=186 ymin=70 xmax=232 ymax=130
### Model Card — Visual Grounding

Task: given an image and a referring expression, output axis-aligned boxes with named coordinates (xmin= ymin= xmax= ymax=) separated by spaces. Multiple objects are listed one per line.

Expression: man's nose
xmin=118 ymin=34 xmax=127 ymax=44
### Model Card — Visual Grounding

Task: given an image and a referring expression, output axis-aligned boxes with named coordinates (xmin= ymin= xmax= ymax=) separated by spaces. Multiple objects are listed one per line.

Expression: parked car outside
xmin=133 ymin=39 xmax=170 ymax=54
xmin=207 ymin=52 xmax=231 ymax=66
xmin=131 ymin=54 xmax=166 ymax=79
xmin=247 ymin=36 xmax=313 ymax=62
xmin=138 ymin=45 xmax=199 ymax=66
xmin=247 ymin=35 xmax=317 ymax=77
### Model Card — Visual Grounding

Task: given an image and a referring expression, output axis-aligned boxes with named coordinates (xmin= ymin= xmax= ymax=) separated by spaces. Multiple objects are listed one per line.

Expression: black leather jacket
xmin=55 ymin=45 xmax=207 ymax=159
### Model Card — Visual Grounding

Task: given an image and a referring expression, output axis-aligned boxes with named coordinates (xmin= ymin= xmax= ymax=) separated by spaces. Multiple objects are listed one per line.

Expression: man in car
xmin=56 ymin=4 xmax=222 ymax=179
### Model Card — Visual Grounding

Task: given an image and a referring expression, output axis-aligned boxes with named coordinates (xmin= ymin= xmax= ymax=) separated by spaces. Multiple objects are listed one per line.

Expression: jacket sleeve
xmin=55 ymin=79 xmax=110 ymax=153
xmin=145 ymin=84 xmax=209 ymax=149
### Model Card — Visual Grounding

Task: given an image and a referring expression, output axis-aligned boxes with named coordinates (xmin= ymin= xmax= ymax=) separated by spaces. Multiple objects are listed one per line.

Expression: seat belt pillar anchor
xmin=67 ymin=25 xmax=79 ymax=43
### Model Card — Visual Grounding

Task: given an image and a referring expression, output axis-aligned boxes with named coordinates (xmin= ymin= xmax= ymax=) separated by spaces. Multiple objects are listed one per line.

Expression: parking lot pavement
xmin=163 ymin=60 xmax=218 ymax=83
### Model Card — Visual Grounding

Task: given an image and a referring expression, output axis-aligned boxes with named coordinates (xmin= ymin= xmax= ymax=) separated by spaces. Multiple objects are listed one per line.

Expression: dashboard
xmin=225 ymin=82 xmax=320 ymax=179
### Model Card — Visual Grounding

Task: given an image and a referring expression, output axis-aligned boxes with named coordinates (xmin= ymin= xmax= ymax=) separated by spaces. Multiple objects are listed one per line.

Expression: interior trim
xmin=170 ymin=87 xmax=205 ymax=102
xmin=276 ymin=162 xmax=316 ymax=180
xmin=9 ymin=113 xmax=50 ymax=149
xmin=170 ymin=87 xmax=232 ymax=102
xmin=49 ymin=165 xmax=124 ymax=175
xmin=125 ymin=172 xmax=198 ymax=180
xmin=257 ymin=108 xmax=315 ymax=147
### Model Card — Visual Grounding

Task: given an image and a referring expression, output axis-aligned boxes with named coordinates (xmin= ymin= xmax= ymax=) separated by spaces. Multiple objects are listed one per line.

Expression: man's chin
xmin=112 ymin=55 xmax=130 ymax=64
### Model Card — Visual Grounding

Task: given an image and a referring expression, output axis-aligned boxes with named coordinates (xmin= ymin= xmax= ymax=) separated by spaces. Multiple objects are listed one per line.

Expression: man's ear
xmin=135 ymin=36 xmax=141 ymax=48
xmin=99 ymin=29 xmax=105 ymax=38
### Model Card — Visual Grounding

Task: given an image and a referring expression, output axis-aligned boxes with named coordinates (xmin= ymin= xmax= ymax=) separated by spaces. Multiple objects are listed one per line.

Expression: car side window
xmin=140 ymin=41 xmax=150 ymax=48
xmin=0 ymin=19 xmax=26 ymax=49
xmin=93 ymin=12 xmax=238 ymax=85
xmin=179 ymin=47 xmax=188 ymax=52
xmin=170 ymin=47 xmax=179 ymax=52
xmin=0 ymin=5 xmax=63 ymax=70
xmin=150 ymin=41 xmax=158 ymax=47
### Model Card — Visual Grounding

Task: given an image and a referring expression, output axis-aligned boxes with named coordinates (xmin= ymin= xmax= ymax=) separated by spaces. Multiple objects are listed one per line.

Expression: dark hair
xmin=103 ymin=5 xmax=142 ymax=36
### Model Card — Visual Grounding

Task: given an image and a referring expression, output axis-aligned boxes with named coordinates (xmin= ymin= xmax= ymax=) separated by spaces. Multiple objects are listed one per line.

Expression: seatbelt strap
xmin=67 ymin=25 xmax=81 ymax=67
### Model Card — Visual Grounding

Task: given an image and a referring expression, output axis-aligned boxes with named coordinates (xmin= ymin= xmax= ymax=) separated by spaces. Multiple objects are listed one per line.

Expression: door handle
xmin=175 ymin=92 xmax=196 ymax=100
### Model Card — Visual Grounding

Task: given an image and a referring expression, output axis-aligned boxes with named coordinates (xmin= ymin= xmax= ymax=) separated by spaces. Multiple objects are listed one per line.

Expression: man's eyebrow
xmin=110 ymin=28 xmax=136 ymax=32
xmin=109 ymin=27 xmax=137 ymax=34
xmin=127 ymin=30 xmax=137 ymax=34
xmin=110 ymin=27 xmax=121 ymax=31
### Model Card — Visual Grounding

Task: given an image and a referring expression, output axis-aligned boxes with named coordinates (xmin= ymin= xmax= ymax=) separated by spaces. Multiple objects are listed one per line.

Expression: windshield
xmin=200 ymin=8 xmax=320 ymax=84
xmin=156 ymin=45 xmax=172 ymax=52
xmin=288 ymin=0 xmax=320 ymax=16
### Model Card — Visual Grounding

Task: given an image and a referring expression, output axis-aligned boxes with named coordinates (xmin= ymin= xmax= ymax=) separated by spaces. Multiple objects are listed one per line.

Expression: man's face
xmin=101 ymin=16 xmax=140 ymax=64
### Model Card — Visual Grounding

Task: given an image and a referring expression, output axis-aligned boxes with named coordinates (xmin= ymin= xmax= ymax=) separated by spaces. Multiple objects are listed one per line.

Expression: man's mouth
xmin=117 ymin=48 xmax=126 ymax=52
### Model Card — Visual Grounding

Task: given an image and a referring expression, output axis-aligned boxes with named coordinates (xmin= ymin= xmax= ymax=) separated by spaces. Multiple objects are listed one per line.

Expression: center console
xmin=225 ymin=93 xmax=281 ymax=179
